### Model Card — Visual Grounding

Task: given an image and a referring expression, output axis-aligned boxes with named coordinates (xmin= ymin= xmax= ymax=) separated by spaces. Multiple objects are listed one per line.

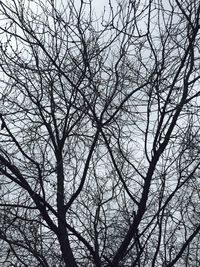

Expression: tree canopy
xmin=0 ymin=0 xmax=200 ymax=266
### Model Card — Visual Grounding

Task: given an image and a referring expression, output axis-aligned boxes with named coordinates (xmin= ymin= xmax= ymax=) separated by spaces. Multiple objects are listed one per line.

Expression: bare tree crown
xmin=0 ymin=0 xmax=200 ymax=266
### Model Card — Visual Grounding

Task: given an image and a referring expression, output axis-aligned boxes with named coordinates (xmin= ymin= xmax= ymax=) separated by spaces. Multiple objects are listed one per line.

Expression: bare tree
xmin=0 ymin=0 xmax=200 ymax=266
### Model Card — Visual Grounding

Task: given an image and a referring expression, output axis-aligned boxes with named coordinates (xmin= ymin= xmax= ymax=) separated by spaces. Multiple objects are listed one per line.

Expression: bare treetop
xmin=0 ymin=0 xmax=200 ymax=266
